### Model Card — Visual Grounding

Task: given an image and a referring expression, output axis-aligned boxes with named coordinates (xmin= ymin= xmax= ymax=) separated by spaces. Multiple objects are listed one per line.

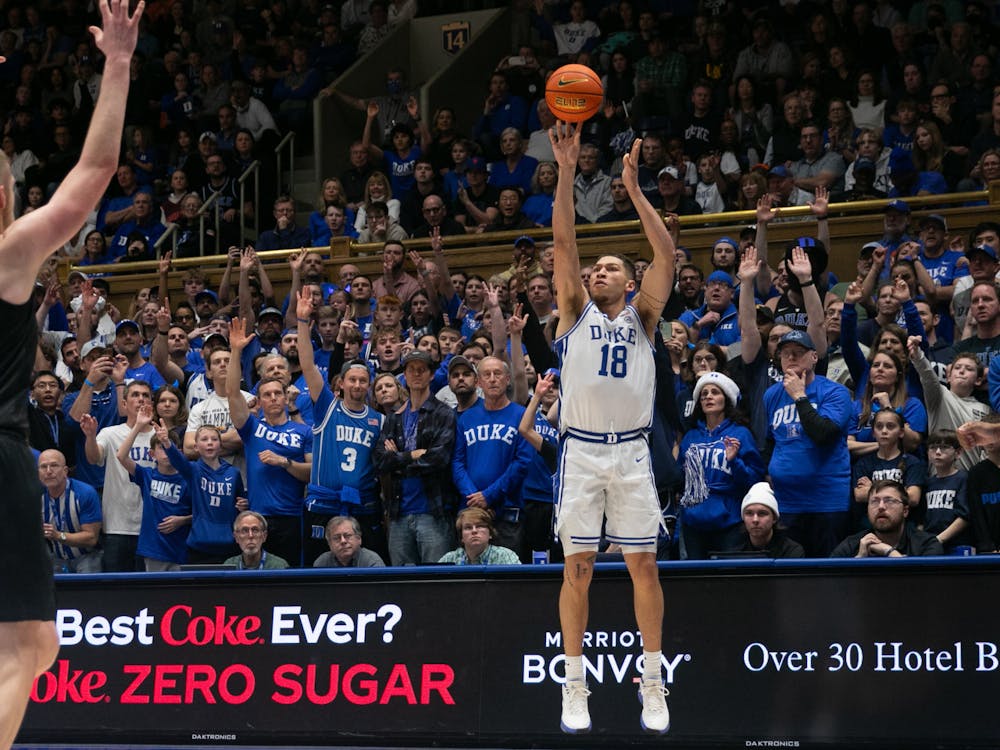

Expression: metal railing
xmin=275 ymin=131 xmax=296 ymax=198
xmin=238 ymin=160 xmax=261 ymax=246
xmin=197 ymin=190 xmax=222 ymax=256
xmin=154 ymin=223 xmax=179 ymax=257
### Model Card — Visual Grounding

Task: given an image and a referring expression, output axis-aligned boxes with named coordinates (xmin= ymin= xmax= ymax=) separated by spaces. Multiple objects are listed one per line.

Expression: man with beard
xmin=112 ymin=319 xmax=165 ymax=389
xmin=830 ymin=479 xmax=943 ymax=557
xmin=372 ymin=240 xmax=420 ymax=305
xmin=284 ymin=251 xmax=335 ymax=316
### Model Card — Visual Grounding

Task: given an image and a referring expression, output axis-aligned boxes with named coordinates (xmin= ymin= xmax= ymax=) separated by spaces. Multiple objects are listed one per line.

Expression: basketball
xmin=545 ymin=64 xmax=603 ymax=123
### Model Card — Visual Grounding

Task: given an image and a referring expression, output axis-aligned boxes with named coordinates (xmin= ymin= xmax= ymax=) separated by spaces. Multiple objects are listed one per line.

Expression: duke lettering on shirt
xmin=336 ymin=424 xmax=374 ymax=447
xmin=150 ymin=479 xmax=183 ymax=502
xmin=463 ymin=423 xmax=518 ymax=446
xmin=693 ymin=445 xmax=732 ymax=475
xmin=590 ymin=324 xmax=637 ymax=344
xmin=926 ymin=488 xmax=956 ymax=510
xmin=771 ymin=402 xmax=815 ymax=429
xmin=254 ymin=422 xmax=304 ymax=447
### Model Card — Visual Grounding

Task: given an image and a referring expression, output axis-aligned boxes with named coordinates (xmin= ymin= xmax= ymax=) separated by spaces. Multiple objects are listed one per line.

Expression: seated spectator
xmin=98 ymin=164 xmax=141 ymax=233
xmin=272 ymin=44 xmax=321 ymax=132
xmin=230 ymin=79 xmax=279 ymax=146
xmin=734 ymin=482 xmax=804 ymax=558
xmin=573 ymin=144 xmax=612 ymax=224
xmin=160 ymin=70 xmax=200 ymax=133
xmin=439 ymin=507 xmax=520 ymax=565
xmin=313 ymin=516 xmax=386 ymax=568
xmin=224 ymin=511 xmax=290 ymax=569
xmin=357 ymin=0 xmax=391 ymax=55
xmin=791 ymin=122 xmax=846 ymax=198
xmin=633 ymin=32 xmax=686 ymax=122
xmin=848 ymin=69 xmax=887 ymax=131
xmin=410 ymin=194 xmax=465 ymax=239
xmin=472 ymin=70 xmax=528 ymax=160
xmin=39 ymin=449 xmax=103 ymax=573
xmin=353 ymin=171 xmax=400 ymax=235
xmin=399 ymin=158 xmax=444 ymax=233
xmin=693 ymin=153 xmax=727 ymax=214
xmin=453 ymin=157 xmax=500 ymax=232
xmin=524 ymin=99 xmax=556 ymax=163
xmin=597 ymin=174 xmax=639 ymax=223
xmin=483 ymin=187 xmax=537 ymax=233
xmin=886 ymin=147 xmax=948 ymax=197
xmin=162 ymin=170 xmax=190 ymax=224
xmin=523 ymin=161 xmax=557 ymax=227
xmin=489 ymin=127 xmax=537 ymax=197
xmin=357 ymin=200 xmax=408 ymax=244
xmin=844 ymin=129 xmax=891 ymax=197
xmin=110 ymin=191 xmax=167 ymax=260
xmin=256 ymin=195 xmax=311 ymax=251
xmin=310 ymin=178 xmax=357 ymax=240
xmin=655 ymin=166 xmax=702 ymax=216
xmin=341 ymin=140 xmax=376 ymax=211
xmin=830 ymin=479 xmax=944 ymax=557
xmin=732 ymin=17 xmax=794 ymax=103
xmin=312 ymin=203 xmax=357 ymax=245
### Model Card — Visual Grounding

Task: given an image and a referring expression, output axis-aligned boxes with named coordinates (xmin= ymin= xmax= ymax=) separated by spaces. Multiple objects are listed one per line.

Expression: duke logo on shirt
xmin=253 ymin=422 xmax=303 ymax=448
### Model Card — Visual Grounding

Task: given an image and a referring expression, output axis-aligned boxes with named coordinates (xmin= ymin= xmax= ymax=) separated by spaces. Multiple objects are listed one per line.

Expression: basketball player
xmin=549 ymin=122 xmax=676 ymax=735
xmin=0 ymin=1 xmax=143 ymax=746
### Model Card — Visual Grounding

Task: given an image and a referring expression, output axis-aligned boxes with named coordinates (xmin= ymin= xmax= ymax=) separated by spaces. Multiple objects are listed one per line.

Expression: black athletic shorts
xmin=0 ymin=435 xmax=56 ymax=621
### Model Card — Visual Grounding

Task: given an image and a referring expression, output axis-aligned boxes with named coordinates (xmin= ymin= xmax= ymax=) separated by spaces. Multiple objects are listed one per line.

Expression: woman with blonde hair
xmin=353 ymin=171 xmax=400 ymax=234
xmin=310 ymin=177 xmax=356 ymax=241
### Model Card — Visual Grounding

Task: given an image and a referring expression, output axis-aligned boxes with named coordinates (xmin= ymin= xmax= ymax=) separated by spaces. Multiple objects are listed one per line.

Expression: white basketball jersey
xmin=555 ymin=301 xmax=655 ymax=435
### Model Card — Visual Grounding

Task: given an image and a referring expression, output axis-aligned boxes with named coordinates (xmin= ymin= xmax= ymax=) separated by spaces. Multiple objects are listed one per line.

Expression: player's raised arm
xmin=0 ymin=0 xmax=143 ymax=304
xmin=549 ymin=121 xmax=588 ymax=338
xmin=622 ymin=137 xmax=675 ymax=339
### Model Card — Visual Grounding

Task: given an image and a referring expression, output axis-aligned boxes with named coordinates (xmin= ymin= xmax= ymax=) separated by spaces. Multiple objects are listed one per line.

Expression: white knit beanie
xmin=741 ymin=482 xmax=780 ymax=519
xmin=692 ymin=371 xmax=740 ymax=409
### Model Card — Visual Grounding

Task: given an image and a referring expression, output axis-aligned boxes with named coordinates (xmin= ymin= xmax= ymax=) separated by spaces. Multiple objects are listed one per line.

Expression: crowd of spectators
xmin=15 ymin=0 xmax=1000 ymax=572
xmin=8 ymin=0 xmax=1000 ymax=260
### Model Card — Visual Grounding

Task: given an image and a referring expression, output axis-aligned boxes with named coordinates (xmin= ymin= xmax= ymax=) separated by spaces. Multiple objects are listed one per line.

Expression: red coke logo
xmin=160 ymin=605 xmax=263 ymax=647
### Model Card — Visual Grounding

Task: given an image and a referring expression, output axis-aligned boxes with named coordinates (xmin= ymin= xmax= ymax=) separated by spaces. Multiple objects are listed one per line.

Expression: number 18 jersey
xmin=554 ymin=301 xmax=655 ymax=436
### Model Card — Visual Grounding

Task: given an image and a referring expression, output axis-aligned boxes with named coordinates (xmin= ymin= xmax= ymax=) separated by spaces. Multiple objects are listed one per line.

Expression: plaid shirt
xmin=635 ymin=51 xmax=687 ymax=90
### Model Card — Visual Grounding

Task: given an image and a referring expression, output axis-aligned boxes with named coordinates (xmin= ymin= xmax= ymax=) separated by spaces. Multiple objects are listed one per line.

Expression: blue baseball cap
xmin=115 ymin=319 xmax=140 ymax=335
xmin=776 ymin=330 xmax=816 ymax=351
xmin=514 ymin=235 xmax=535 ymax=248
xmin=195 ymin=289 xmax=220 ymax=304
xmin=713 ymin=236 xmax=738 ymax=251
xmin=966 ymin=244 xmax=999 ymax=261
xmin=768 ymin=165 xmax=791 ymax=179
xmin=884 ymin=198 xmax=911 ymax=214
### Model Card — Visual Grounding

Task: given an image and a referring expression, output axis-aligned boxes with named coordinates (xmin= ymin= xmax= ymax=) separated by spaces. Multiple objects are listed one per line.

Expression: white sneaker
xmin=638 ymin=679 xmax=670 ymax=734
xmin=560 ymin=681 xmax=592 ymax=734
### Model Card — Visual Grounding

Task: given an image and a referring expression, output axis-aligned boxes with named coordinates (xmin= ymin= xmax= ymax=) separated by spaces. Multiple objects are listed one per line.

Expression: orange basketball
xmin=545 ymin=64 xmax=603 ymax=123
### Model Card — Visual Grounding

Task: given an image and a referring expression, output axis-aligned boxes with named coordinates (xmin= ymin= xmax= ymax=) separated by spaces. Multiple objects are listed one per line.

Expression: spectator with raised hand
xmin=909 ymin=335 xmax=990 ymax=471
xmin=116 ymin=406 xmax=191 ymax=572
xmin=296 ymin=289 xmax=386 ymax=564
xmin=362 ymin=98 xmax=427 ymax=202
xmin=226 ymin=316 xmax=312 ymax=566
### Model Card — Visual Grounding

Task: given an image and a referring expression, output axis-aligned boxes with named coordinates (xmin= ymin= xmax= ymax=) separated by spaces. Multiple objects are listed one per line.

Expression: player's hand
xmin=620 ymin=138 xmax=641 ymax=194
xmin=548 ymin=120 xmax=580 ymax=171
xmin=89 ymin=0 xmax=144 ymax=63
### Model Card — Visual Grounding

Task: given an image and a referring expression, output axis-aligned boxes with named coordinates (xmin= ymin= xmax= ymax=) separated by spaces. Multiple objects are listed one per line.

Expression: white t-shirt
xmin=96 ymin=423 xmax=155 ymax=535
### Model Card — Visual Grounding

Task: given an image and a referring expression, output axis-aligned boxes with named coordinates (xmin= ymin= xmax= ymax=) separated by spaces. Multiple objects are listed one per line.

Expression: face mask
xmin=387 ymin=79 xmax=402 ymax=95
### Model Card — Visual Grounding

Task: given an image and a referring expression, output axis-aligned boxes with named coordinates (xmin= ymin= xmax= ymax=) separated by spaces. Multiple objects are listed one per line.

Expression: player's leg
xmin=553 ymin=439 xmax=606 ymax=734
xmin=0 ymin=621 xmax=58 ymax=750
xmin=608 ymin=440 xmax=670 ymax=734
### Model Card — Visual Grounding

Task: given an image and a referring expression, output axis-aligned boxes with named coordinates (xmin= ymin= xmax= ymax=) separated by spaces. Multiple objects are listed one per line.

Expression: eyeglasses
xmin=236 ymin=526 xmax=264 ymax=537
xmin=693 ymin=354 xmax=717 ymax=364
xmin=329 ymin=532 xmax=357 ymax=542
xmin=868 ymin=496 xmax=904 ymax=507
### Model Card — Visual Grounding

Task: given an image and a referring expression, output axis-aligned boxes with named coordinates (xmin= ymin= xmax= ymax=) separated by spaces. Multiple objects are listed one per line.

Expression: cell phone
xmin=507 ymin=56 xmax=526 ymax=67
xmin=658 ymin=320 xmax=673 ymax=341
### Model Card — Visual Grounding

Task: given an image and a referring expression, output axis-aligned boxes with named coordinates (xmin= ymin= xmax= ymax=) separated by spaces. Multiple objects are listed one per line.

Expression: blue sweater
xmin=679 ymin=419 xmax=764 ymax=530
xmin=453 ymin=401 xmax=533 ymax=511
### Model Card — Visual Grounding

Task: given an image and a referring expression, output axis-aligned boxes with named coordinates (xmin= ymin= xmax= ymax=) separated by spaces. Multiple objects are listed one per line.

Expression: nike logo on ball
xmin=557 ymin=77 xmax=588 ymax=86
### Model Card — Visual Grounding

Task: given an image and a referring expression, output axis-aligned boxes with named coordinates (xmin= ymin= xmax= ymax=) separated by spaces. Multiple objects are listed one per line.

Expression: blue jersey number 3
xmin=598 ymin=344 xmax=628 ymax=378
